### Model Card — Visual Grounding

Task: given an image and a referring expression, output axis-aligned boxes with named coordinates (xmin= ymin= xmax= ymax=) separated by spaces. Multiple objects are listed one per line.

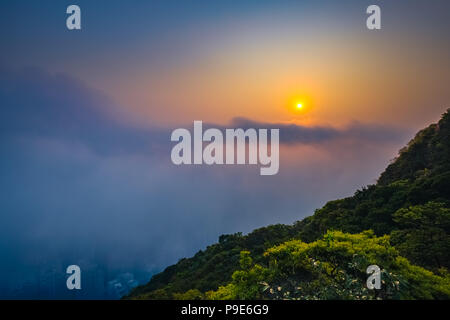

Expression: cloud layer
xmin=0 ymin=68 xmax=411 ymax=298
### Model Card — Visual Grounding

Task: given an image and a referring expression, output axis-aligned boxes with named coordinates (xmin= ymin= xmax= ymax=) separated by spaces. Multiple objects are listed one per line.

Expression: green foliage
xmin=391 ymin=202 xmax=450 ymax=270
xmin=379 ymin=109 xmax=450 ymax=186
xmin=205 ymin=284 xmax=236 ymax=300
xmin=172 ymin=289 xmax=204 ymax=300
xmin=207 ymin=231 xmax=450 ymax=300
xmin=230 ymin=252 xmax=271 ymax=299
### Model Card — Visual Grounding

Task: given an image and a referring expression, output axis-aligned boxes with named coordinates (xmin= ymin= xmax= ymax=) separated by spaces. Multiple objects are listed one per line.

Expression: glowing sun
xmin=285 ymin=94 xmax=313 ymax=115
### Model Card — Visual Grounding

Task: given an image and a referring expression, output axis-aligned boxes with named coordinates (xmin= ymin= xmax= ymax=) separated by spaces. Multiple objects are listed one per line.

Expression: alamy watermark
xmin=65 ymin=5 xmax=381 ymax=31
xmin=366 ymin=264 xmax=381 ymax=290
xmin=170 ymin=121 xmax=279 ymax=175
xmin=66 ymin=265 xmax=81 ymax=290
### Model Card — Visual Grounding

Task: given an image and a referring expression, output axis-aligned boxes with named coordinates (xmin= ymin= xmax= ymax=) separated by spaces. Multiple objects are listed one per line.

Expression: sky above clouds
xmin=0 ymin=0 xmax=449 ymax=298
xmin=2 ymin=0 xmax=449 ymax=127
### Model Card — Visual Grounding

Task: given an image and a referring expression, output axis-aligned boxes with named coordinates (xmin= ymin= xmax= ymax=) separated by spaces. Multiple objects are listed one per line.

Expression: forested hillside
xmin=126 ymin=109 xmax=450 ymax=300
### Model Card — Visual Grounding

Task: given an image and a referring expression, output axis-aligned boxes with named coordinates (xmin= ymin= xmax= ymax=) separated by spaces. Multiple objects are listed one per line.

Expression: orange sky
xmin=107 ymin=23 xmax=449 ymax=131
xmin=41 ymin=2 xmax=448 ymax=132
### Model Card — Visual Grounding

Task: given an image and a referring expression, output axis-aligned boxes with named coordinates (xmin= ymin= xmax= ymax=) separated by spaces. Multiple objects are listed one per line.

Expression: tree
xmin=391 ymin=202 xmax=450 ymax=270
xmin=206 ymin=231 xmax=450 ymax=300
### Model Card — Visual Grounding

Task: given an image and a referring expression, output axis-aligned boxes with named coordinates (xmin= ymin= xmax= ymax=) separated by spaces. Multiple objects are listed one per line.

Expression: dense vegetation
xmin=205 ymin=231 xmax=450 ymax=300
xmin=126 ymin=109 xmax=450 ymax=300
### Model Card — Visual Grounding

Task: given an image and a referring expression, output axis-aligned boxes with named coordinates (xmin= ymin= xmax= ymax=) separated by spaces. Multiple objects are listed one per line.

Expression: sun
xmin=285 ymin=94 xmax=313 ymax=116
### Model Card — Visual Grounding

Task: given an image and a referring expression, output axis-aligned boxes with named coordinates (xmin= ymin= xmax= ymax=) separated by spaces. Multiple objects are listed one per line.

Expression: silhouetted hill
xmin=379 ymin=110 xmax=450 ymax=185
